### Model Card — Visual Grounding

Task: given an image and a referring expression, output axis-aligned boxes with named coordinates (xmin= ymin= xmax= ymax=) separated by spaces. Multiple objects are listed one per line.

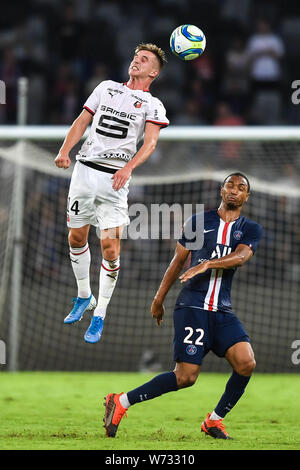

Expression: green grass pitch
xmin=0 ymin=372 xmax=300 ymax=450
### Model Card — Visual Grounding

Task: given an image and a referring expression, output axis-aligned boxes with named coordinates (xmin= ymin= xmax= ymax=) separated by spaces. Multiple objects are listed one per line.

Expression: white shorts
xmin=67 ymin=161 xmax=130 ymax=230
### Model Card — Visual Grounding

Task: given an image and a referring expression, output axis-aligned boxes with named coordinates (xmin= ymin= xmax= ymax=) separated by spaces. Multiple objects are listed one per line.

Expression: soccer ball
xmin=170 ymin=24 xmax=206 ymax=61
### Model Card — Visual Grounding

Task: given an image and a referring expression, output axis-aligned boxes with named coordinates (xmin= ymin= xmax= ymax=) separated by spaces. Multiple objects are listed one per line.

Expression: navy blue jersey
xmin=176 ymin=210 xmax=263 ymax=313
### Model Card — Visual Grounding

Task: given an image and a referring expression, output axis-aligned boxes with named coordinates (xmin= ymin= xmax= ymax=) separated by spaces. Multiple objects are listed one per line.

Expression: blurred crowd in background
xmin=0 ymin=0 xmax=300 ymax=126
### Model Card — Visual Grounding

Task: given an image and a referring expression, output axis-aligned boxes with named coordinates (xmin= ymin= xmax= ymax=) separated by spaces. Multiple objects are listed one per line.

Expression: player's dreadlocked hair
xmin=135 ymin=43 xmax=167 ymax=70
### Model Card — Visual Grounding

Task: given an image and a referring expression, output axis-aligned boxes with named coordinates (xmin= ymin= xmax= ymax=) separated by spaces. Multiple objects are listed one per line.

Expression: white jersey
xmin=77 ymin=80 xmax=169 ymax=169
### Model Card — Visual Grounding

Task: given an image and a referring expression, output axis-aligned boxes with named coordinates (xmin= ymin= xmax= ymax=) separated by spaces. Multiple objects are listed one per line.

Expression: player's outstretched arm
xmin=180 ymin=244 xmax=253 ymax=283
xmin=54 ymin=109 xmax=93 ymax=169
xmin=112 ymin=122 xmax=161 ymax=191
xmin=151 ymin=242 xmax=190 ymax=326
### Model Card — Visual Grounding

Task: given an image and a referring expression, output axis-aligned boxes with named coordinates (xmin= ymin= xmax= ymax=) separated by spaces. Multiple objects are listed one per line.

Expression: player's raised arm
xmin=151 ymin=242 xmax=190 ymax=326
xmin=180 ymin=243 xmax=253 ymax=283
xmin=54 ymin=109 xmax=93 ymax=169
xmin=112 ymin=121 xmax=162 ymax=191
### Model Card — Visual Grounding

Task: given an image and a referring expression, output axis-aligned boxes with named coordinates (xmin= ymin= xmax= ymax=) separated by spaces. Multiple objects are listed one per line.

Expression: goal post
xmin=0 ymin=125 xmax=299 ymax=373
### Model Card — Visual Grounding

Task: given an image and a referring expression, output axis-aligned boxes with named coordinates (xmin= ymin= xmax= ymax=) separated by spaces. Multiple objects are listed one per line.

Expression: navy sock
xmin=214 ymin=370 xmax=251 ymax=418
xmin=127 ymin=372 xmax=178 ymax=405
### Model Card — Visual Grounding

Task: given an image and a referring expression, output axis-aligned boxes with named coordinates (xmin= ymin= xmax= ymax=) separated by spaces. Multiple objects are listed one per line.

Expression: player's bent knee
xmin=236 ymin=358 xmax=256 ymax=376
xmin=175 ymin=372 xmax=198 ymax=389
xmin=250 ymin=357 xmax=256 ymax=373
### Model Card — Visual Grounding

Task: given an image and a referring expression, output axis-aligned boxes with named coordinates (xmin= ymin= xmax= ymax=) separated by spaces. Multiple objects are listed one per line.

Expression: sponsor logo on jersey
xmin=101 ymin=152 xmax=131 ymax=161
xmin=233 ymin=230 xmax=243 ymax=240
xmin=108 ymin=88 xmax=124 ymax=98
xmin=100 ymin=105 xmax=136 ymax=121
xmin=131 ymin=94 xmax=148 ymax=104
xmin=186 ymin=344 xmax=197 ymax=356
xmin=211 ymin=245 xmax=232 ymax=259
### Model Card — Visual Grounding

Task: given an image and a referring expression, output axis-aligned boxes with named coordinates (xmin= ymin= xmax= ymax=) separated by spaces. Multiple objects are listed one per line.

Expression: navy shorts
xmin=173 ymin=306 xmax=250 ymax=365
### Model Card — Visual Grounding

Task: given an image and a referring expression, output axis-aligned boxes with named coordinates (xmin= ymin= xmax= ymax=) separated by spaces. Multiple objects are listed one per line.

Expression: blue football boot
xmin=84 ymin=316 xmax=104 ymax=343
xmin=64 ymin=294 xmax=96 ymax=324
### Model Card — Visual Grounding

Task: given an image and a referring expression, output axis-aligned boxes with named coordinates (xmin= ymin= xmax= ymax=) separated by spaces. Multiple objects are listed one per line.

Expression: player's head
xmin=129 ymin=43 xmax=167 ymax=81
xmin=221 ymin=172 xmax=250 ymax=209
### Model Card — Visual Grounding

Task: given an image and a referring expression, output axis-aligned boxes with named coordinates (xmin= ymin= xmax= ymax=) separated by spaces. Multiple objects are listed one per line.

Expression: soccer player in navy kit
xmin=104 ymin=173 xmax=263 ymax=439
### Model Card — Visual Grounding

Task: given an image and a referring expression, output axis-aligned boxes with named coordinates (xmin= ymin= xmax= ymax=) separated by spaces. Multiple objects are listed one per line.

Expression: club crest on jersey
xmin=186 ymin=345 xmax=197 ymax=356
xmin=233 ymin=230 xmax=243 ymax=240
xmin=134 ymin=100 xmax=142 ymax=108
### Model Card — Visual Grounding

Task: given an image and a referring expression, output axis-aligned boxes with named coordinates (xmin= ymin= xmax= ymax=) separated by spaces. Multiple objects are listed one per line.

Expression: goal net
xmin=0 ymin=126 xmax=299 ymax=373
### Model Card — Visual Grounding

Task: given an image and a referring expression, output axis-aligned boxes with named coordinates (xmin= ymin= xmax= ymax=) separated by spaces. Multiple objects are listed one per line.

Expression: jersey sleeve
xmin=178 ymin=215 xmax=195 ymax=248
xmin=238 ymin=221 xmax=263 ymax=254
xmin=83 ymin=82 xmax=105 ymax=116
xmin=178 ymin=213 xmax=204 ymax=251
xmin=146 ymin=97 xmax=169 ymax=128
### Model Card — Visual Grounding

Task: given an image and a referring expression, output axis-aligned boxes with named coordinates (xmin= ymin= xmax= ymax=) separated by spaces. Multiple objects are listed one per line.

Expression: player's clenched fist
xmin=151 ymin=298 xmax=165 ymax=327
xmin=54 ymin=153 xmax=71 ymax=169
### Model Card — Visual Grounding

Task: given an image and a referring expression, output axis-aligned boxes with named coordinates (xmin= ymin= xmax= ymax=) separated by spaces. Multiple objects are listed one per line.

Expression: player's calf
xmin=68 ymin=226 xmax=89 ymax=248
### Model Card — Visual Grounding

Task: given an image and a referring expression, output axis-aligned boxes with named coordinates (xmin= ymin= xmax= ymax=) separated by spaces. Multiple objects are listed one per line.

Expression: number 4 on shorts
xmin=68 ymin=198 xmax=80 ymax=215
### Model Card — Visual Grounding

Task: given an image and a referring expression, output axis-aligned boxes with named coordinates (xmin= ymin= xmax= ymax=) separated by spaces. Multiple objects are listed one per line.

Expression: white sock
xmin=69 ymin=243 xmax=91 ymax=298
xmin=119 ymin=393 xmax=131 ymax=409
xmin=93 ymin=257 xmax=120 ymax=318
xmin=210 ymin=411 xmax=223 ymax=421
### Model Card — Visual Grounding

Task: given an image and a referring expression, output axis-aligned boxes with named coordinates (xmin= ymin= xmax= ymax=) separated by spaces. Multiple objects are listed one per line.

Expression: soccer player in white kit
xmin=54 ymin=44 xmax=169 ymax=343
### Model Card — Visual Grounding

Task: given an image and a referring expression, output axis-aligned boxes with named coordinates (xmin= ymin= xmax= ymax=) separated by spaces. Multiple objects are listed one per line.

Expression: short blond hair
xmin=134 ymin=43 xmax=167 ymax=70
